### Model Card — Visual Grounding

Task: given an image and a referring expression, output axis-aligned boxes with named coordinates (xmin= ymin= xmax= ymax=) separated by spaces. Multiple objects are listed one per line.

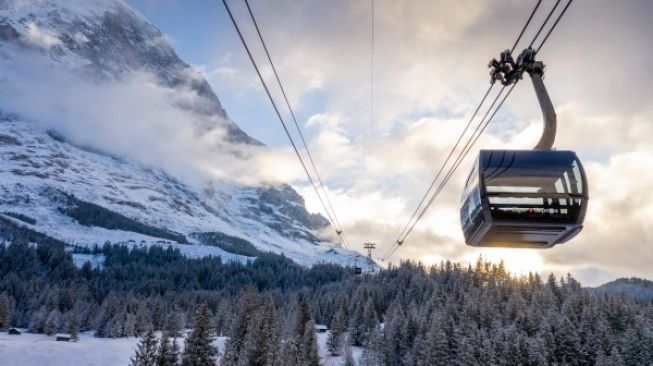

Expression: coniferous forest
xmin=1 ymin=236 xmax=652 ymax=365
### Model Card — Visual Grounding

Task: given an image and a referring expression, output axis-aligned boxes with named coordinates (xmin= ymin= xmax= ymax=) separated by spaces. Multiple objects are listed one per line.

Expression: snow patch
xmin=0 ymin=329 xmax=362 ymax=366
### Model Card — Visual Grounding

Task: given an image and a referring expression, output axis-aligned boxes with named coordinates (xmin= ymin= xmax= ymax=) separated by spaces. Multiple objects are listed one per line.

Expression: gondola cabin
xmin=354 ymin=267 xmax=362 ymax=275
xmin=460 ymin=149 xmax=588 ymax=248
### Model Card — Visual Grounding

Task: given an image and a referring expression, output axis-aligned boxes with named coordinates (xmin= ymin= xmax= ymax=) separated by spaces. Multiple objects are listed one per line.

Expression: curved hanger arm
xmin=529 ymin=62 xmax=556 ymax=150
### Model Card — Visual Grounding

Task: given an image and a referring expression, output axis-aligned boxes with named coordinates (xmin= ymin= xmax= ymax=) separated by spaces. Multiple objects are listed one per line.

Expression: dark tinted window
xmin=482 ymin=151 xmax=584 ymax=195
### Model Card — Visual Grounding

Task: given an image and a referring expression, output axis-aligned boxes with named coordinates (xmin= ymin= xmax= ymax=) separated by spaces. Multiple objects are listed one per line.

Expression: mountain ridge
xmin=590 ymin=277 xmax=653 ymax=302
xmin=0 ymin=0 xmax=362 ymax=267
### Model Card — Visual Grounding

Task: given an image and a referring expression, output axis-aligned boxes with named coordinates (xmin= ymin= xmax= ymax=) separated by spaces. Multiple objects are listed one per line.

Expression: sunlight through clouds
xmin=125 ymin=0 xmax=653 ymax=284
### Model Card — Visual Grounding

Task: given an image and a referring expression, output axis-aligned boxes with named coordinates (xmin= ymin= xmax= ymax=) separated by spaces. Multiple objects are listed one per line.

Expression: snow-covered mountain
xmin=0 ymin=0 xmax=360 ymax=266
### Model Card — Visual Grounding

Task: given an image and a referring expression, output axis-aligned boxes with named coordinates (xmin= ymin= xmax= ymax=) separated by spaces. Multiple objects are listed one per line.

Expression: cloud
xmin=229 ymin=0 xmax=653 ymax=284
xmin=0 ymin=43 xmax=293 ymax=188
xmin=4 ymin=0 xmax=651 ymax=284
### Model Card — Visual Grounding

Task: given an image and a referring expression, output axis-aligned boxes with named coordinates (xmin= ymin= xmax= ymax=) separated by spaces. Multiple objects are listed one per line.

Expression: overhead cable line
xmin=535 ymin=0 xmax=573 ymax=52
xmin=528 ymin=0 xmax=562 ymax=49
xmin=392 ymin=84 xmax=495 ymax=245
xmin=382 ymin=85 xmax=507 ymax=260
xmin=511 ymin=0 xmax=542 ymax=53
xmin=221 ymin=0 xmax=350 ymax=248
xmin=385 ymin=0 xmax=569 ymax=260
xmin=397 ymin=85 xmax=516 ymax=248
xmin=369 ymin=0 xmax=375 ymax=183
xmin=241 ymin=0 xmax=350 ymax=248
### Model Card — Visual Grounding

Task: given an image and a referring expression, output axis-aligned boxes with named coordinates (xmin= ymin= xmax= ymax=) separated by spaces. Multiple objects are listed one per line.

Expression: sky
xmin=103 ymin=0 xmax=651 ymax=285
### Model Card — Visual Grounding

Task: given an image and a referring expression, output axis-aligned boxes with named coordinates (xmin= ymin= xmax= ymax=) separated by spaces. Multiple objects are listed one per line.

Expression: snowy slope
xmin=0 ymin=0 xmax=361 ymax=267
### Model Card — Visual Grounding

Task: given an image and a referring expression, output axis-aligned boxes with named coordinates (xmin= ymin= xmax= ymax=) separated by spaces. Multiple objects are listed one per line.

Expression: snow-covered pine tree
xmin=349 ymin=298 xmax=366 ymax=347
xmin=621 ymin=322 xmax=653 ymax=365
xmin=66 ymin=309 xmax=80 ymax=340
xmin=181 ymin=303 xmax=217 ymax=366
xmin=131 ymin=327 xmax=159 ymax=366
xmin=135 ymin=301 xmax=151 ymax=337
xmin=417 ymin=315 xmax=449 ymax=366
xmin=45 ymin=309 xmax=61 ymax=336
xmin=236 ymin=296 xmax=281 ymax=366
xmin=214 ymin=298 xmax=232 ymax=337
xmin=599 ymin=347 xmax=626 ymax=366
xmin=156 ymin=331 xmax=179 ymax=366
xmin=359 ymin=327 xmax=384 ymax=366
xmin=221 ymin=287 xmax=261 ymax=366
xmin=261 ymin=298 xmax=282 ymax=365
xmin=382 ymin=300 xmax=406 ymax=365
xmin=344 ymin=340 xmax=356 ymax=366
xmin=361 ymin=299 xmax=379 ymax=343
xmin=0 ymin=293 xmax=15 ymax=330
xmin=292 ymin=294 xmax=312 ymax=337
xmin=327 ymin=306 xmax=347 ymax=356
xmin=280 ymin=337 xmax=303 ymax=366
xmin=164 ymin=308 xmax=183 ymax=339
xmin=303 ymin=320 xmax=320 ymax=366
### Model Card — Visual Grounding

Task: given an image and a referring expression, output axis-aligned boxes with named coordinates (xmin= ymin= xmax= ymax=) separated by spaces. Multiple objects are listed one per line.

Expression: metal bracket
xmin=488 ymin=47 xmax=556 ymax=150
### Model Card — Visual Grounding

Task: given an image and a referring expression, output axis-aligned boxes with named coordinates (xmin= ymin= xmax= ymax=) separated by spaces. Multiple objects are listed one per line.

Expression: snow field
xmin=0 ymin=329 xmax=362 ymax=365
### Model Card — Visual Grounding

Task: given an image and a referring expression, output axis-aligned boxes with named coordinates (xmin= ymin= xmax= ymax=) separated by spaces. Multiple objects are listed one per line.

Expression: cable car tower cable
xmin=221 ymin=0 xmax=350 ymax=248
xmin=369 ymin=0 xmax=375 ymax=184
xmin=241 ymin=0 xmax=350 ymax=248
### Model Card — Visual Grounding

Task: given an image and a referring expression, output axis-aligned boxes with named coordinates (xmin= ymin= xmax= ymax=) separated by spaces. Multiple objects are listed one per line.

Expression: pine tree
xmin=359 ymin=328 xmax=384 ymax=366
xmin=292 ymin=294 xmax=312 ymax=337
xmin=135 ymin=301 xmax=151 ymax=337
xmin=554 ymin=315 xmax=581 ymax=364
xmin=236 ymin=297 xmax=281 ymax=366
xmin=418 ymin=315 xmax=449 ymax=366
xmin=164 ymin=309 xmax=183 ymax=339
xmin=327 ymin=306 xmax=347 ymax=356
xmin=383 ymin=302 xmax=406 ymax=365
xmin=131 ymin=327 xmax=159 ymax=366
xmin=280 ymin=338 xmax=303 ymax=366
xmin=66 ymin=309 xmax=80 ymax=340
xmin=0 ymin=293 xmax=15 ymax=330
xmin=344 ymin=340 xmax=356 ymax=366
xmin=221 ymin=287 xmax=261 ymax=366
xmin=361 ymin=299 xmax=379 ymax=343
xmin=303 ymin=320 xmax=320 ymax=366
xmin=28 ymin=306 xmax=47 ymax=333
xmin=45 ymin=309 xmax=61 ymax=336
xmin=156 ymin=332 xmax=179 ymax=366
xmin=214 ymin=299 xmax=232 ymax=337
xmin=349 ymin=298 xmax=366 ymax=346
xmin=181 ymin=304 xmax=217 ymax=366
xmin=603 ymin=347 xmax=626 ymax=366
xmin=622 ymin=323 xmax=653 ymax=365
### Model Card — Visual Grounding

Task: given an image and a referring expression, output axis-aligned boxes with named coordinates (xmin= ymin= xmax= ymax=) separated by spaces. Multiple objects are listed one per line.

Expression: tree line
xmin=1 ymin=230 xmax=652 ymax=365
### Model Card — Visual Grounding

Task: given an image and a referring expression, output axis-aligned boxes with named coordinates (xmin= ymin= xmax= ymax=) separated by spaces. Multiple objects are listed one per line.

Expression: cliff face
xmin=0 ymin=0 xmax=355 ymax=267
